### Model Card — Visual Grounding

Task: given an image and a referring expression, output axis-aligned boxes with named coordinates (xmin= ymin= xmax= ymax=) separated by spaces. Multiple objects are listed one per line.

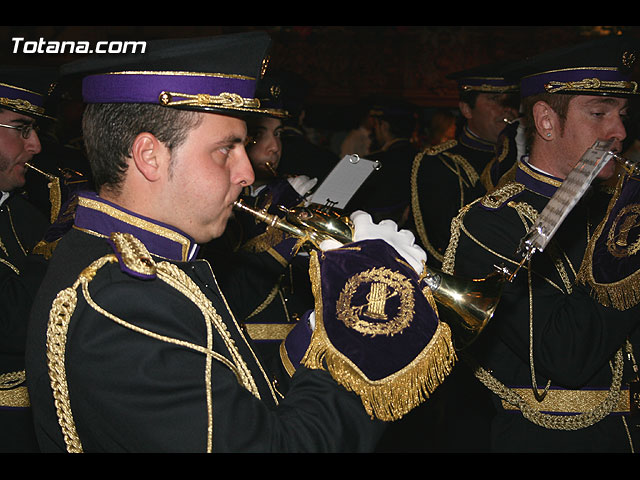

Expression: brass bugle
xmin=25 ymin=162 xmax=56 ymax=180
xmin=232 ymin=198 xmax=504 ymax=350
xmin=503 ymin=116 xmax=521 ymax=125
xmin=265 ymin=161 xmax=278 ymax=177
xmin=233 ymin=199 xmax=354 ymax=247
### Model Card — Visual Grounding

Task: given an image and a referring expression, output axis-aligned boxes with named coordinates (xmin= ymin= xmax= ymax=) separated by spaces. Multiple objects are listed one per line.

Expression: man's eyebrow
xmin=584 ymin=97 xmax=627 ymax=107
xmin=216 ymin=134 xmax=246 ymax=146
xmin=6 ymin=117 xmax=35 ymax=126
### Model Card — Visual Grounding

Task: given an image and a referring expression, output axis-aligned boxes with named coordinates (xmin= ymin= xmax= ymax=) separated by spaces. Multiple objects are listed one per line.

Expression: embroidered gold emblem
xmin=607 ymin=204 xmax=640 ymax=258
xmin=336 ymin=267 xmax=414 ymax=337
xmin=623 ymin=50 xmax=636 ymax=69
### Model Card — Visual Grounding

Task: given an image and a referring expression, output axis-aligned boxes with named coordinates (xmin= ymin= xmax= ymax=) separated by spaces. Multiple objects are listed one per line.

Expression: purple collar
xmin=515 ymin=158 xmax=562 ymax=198
xmin=74 ymin=191 xmax=199 ymax=262
xmin=458 ymin=126 xmax=496 ymax=153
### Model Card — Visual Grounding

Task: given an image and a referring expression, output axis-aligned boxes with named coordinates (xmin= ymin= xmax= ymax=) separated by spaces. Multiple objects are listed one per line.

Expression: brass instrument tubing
xmin=24 ymin=162 xmax=55 ymax=180
xmin=265 ymin=161 xmax=277 ymax=177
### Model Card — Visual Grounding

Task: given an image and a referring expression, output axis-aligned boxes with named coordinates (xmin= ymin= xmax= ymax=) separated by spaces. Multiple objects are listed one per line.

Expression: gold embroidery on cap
xmin=623 ymin=51 xmax=636 ymax=68
xmin=0 ymin=97 xmax=45 ymax=115
xmin=545 ymin=78 xmax=638 ymax=94
xmin=159 ymin=91 xmax=261 ymax=110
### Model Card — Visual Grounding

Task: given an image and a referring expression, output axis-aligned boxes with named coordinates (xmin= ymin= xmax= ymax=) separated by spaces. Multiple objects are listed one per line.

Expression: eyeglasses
xmin=0 ymin=122 xmax=39 ymax=139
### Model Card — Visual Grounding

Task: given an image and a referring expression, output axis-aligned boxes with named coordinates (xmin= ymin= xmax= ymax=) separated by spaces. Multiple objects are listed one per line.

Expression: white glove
xmin=319 ymin=210 xmax=427 ymax=275
xmin=287 ymin=175 xmax=318 ymax=197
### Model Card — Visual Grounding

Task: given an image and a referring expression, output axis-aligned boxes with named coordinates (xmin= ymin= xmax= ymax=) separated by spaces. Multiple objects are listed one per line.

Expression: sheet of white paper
xmin=308 ymin=154 xmax=381 ymax=209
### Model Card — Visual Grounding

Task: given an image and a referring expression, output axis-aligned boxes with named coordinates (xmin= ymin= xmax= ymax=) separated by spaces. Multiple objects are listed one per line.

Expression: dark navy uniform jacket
xmin=0 ymin=192 xmax=48 ymax=452
xmin=25 ymin=191 xmax=383 ymax=452
xmin=410 ymin=126 xmax=497 ymax=267
xmin=445 ymin=159 xmax=640 ymax=452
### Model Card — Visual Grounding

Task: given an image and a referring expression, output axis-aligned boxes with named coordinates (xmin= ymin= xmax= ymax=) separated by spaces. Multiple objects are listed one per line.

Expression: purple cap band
xmin=82 ymin=72 xmax=257 ymax=105
xmin=521 ymin=67 xmax=633 ymax=97
xmin=0 ymin=83 xmax=45 ymax=106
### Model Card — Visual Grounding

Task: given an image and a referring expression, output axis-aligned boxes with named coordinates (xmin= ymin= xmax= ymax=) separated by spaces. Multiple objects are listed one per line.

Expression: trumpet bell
xmin=425 ymin=268 xmax=505 ymax=351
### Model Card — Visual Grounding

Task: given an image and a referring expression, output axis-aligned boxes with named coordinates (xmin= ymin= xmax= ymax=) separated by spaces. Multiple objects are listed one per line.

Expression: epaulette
xmin=108 ymin=232 xmax=158 ymax=280
xmin=479 ymin=181 xmax=525 ymax=210
xmin=421 ymin=139 xmax=457 ymax=157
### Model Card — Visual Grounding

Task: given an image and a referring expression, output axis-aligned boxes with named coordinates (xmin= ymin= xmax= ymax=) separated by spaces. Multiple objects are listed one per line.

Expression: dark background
xmin=2 ymin=25 xmax=638 ymax=139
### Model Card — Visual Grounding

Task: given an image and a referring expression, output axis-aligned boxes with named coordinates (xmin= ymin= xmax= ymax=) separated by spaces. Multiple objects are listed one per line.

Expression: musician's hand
xmin=287 ymin=175 xmax=317 ymax=197
xmin=319 ymin=210 xmax=427 ymax=275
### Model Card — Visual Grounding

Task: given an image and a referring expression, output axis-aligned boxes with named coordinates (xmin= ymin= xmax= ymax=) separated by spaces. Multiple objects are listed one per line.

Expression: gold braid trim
xmin=479 ymin=134 xmax=511 ymax=192
xmin=577 ymin=175 xmax=640 ymax=310
xmin=443 ymin=152 xmax=480 ymax=188
xmin=0 ymin=370 xmax=29 ymax=407
xmin=46 ymin=233 xmax=261 ymax=453
xmin=410 ymin=141 xmax=480 ymax=263
xmin=301 ymin=251 xmax=457 ymax=422
xmin=0 ymin=257 xmax=19 ymax=274
xmin=23 ymin=162 xmax=62 ymax=223
xmin=245 ymin=281 xmax=280 ymax=319
xmin=442 ymin=200 xmax=480 ymax=274
xmin=0 ymin=96 xmax=46 ymax=116
xmin=545 ymin=78 xmax=638 ymax=95
xmin=443 ymin=195 xmax=627 ymax=431
xmin=47 ymin=255 xmax=112 ymax=453
xmin=241 ymin=227 xmax=285 ymax=255
xmin=410 ymin=150 xmax=444 ymax=262
xmin=464 ymin=348 xmax=626 ymax=430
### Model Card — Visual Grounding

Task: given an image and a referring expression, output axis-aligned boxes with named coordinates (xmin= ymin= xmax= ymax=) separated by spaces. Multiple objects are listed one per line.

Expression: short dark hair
xmin=82 ymin=103 xmax=202 ymax=194
xmin=522 ymin=93 xmax=574 ymax=153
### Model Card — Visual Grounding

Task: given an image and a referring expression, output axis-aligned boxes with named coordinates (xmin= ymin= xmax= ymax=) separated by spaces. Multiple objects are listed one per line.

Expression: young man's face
xmin=161 ymin=112 xmax=254 ymax=243
xmin=0 ymin=109 xmax=41 ymax=192
xmin=246 ymin=116 xmax=283 ymax=180
xmin=553 ymin=95 xmax=628 ymax=180
xmin=462 ymin=92 xmax=519 ymax=144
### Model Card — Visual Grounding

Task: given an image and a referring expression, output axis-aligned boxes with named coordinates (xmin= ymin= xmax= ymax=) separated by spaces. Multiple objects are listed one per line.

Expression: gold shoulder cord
xmin=410 ymin=150 xmax=444 ymax=263
xmin=443 ymin=188 xmax=627 ymax=433
xmin=411 ymin=144 xmax=479 ymax=264
xmin=47 ymin=232 xmax=261 ymax=453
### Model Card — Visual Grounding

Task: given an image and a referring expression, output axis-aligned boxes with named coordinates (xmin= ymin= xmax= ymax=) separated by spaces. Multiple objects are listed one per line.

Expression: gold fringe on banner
xmin=301 ymin=251 xmax=457 ymax=422
xmin=577 ymin=175 xmax=640 ymax=311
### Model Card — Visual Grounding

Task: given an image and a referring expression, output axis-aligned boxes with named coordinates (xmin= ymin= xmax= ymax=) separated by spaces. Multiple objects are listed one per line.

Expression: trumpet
xmin=233 ymin=199 xmax=504 ymax=350
xmin=233 ymin=140 xmax=639 ymax=350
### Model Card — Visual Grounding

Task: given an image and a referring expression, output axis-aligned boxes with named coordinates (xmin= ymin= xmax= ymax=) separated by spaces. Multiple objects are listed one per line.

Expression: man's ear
xmin=532 ymin=101 xmax=558 ymax=141
xmin=130 ymin=132 xmax=166 ymax=182
xmin=459 ymin=101 xmax=472 ymax=120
